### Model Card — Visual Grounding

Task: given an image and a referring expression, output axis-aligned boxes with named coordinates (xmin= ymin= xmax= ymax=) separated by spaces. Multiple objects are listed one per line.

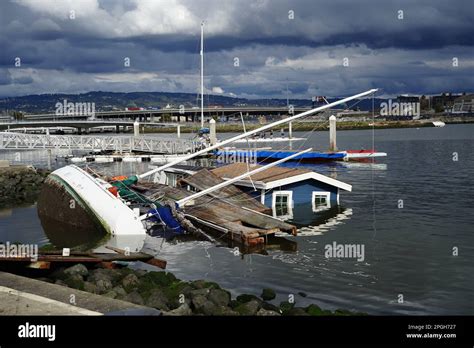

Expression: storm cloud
xmin=0 ymin=0 xmax=473 ymax=98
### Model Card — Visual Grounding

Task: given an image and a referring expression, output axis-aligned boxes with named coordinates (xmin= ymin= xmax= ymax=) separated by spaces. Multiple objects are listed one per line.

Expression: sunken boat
xmin=37 ymin=89 xmax=377 ymax=251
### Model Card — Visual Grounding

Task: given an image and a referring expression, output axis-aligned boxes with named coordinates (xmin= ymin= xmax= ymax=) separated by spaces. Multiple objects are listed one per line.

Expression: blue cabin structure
xmin=211 ymin=163 xmax=352 ymax=223
xmin=155 ymin=163 xmax=352 ymax=225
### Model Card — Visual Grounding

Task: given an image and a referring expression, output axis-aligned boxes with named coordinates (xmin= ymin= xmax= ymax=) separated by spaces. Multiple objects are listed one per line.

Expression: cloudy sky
xmin=0 ymin=0 xmax=473 ymax=99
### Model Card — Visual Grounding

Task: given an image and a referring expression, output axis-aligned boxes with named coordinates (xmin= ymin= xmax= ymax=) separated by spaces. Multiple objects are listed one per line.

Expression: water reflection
xmin=41 ymin=215 xmax=108 ymax=251
xmin=287 ymin=206 xmax=353 ymax=236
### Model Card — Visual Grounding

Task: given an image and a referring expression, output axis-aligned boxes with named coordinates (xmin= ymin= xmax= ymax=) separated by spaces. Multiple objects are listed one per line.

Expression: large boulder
xmin=88 ymin=268 xmax=121 ymax=284
xmin=305 ymin=304 xmax=323 ymax=316
xmin=123 ymin=291 xmax=144 ymax=305
xmin=191 ymin=295 xmax=208 ymax=312
xmin=103 ymin=290 xmax=118 ymax=299
xmin=137 ymin=271 xmax=177 ymax=295
xmin=112 ymin=286 xmax=127 ymax=297
xmin=145 ymin=289 xmax=170 ymax=311
xmin=260 ymin=288 xmax=276 ymax=301
xmin=63 ymin=274 xmax=84 ymax=290
xmin=208 ymin=289 xmax=231 ymax=307
xmin=197 ymin=301 xmax=219 ymax=316
xmin=140 ymin=271 xmax=177 ymax=287
xmin=64 ymin=264 xmax=89 ymax=278
xmin=121 ymin=274 xmax=140 ymax=292
xmin=279 ymin=301 xmax=295 ymax=314
xmin=234 ymin=299 xmax=261 ymax=315
xmin=94 ymin=279 xmax=114 ymax=294
xmin=83 ymin=281 xmax=98 ymax=294
xmin=189 ymin=288 xmax=211 ymax=299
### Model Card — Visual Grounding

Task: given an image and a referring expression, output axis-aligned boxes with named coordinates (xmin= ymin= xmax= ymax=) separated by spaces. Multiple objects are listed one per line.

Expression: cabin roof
xmin=211 ymin=163 xmax=352 ymax=192
xmin=179 ymin=168 xmax=270 ymax=213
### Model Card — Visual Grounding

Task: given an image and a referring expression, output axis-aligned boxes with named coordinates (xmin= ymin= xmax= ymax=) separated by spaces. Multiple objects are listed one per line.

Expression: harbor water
xmin=1 ymin=124 xmax=473 ymax=315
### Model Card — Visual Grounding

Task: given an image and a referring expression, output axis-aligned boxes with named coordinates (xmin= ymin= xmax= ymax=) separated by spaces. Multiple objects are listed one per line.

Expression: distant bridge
xmin=0 ymin=120 xmax=182 ymax=132
xmin=15 ymin=106 xmax=313 ymax=122
xmin=0 ymin=132 xmax=198 ymax=154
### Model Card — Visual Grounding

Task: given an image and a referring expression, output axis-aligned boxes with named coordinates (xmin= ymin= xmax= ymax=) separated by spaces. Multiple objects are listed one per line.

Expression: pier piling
xmin=209 ymin=119 xmax=217 ymax=145
xmin=329 ymin=115 xmax=337 ymax=151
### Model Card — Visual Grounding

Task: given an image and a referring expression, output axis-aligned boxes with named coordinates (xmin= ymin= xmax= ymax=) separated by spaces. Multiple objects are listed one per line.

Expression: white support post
xmin=133 ymin=121 xmax=140 ymax=137
xmin=209 ymin=119 xmax=216 ymax=145
xmin=177 ymin=125 xmax=181 ymax=138
xmin=289 ymin=121 xmax=293 ymax=140
xmin=329 ymin=115 xmax=337 ymax=152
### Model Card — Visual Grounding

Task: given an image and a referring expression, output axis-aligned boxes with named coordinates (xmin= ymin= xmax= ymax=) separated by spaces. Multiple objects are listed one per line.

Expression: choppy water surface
xmin=1 ymin=124 xmax=473 ymax=315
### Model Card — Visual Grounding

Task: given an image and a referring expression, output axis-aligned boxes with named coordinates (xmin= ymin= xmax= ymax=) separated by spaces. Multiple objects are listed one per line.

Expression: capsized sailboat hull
xmin=37 ymin=165 xmax=146 ymax=248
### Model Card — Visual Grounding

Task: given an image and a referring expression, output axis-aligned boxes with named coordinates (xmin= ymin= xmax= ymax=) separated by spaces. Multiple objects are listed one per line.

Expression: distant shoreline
xmin=143 ymin=118 xmax=474 ymax=134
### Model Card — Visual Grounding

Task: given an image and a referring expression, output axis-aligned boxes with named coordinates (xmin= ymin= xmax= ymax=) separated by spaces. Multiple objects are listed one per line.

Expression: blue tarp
xmin=214 ymin=150 xmax=345 ymax=160
xmin=147 ymin=207 xmax=184 ymax=233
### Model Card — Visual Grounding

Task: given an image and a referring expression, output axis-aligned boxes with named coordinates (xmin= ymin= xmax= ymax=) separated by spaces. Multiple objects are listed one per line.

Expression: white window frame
xmin=272 ymin=190 xmax=293 ymax=220
xmin=312 ymin=191 xmax=331 ymax=212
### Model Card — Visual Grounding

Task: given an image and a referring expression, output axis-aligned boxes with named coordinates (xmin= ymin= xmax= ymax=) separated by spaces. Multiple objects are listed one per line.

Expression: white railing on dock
xmin=0 ymin=132 xmax=197 ymax=154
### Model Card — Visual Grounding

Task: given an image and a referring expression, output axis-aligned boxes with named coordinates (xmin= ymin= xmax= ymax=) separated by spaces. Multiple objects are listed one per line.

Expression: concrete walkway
xmin=0 ymin=286 xmax=101 ymax=315
xmin=0 ymin=271 xmax=159 ymax=315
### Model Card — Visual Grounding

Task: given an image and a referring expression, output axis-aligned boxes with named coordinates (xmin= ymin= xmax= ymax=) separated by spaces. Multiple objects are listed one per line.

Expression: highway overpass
xmin=0 ymin=120 xmax=181 ymax=133
xmin=17 ymin=106 xmax=314 ymax=122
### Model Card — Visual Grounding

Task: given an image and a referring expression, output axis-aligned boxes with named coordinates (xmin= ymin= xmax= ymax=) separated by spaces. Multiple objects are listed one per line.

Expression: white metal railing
xmin=0 ymin=132 xmax=197 ymax=154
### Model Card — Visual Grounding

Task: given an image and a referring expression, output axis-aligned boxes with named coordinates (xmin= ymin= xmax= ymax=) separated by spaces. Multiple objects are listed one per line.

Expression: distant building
xmin=397 ymin=95 xmax=420 ymax=103
xmin=311 ymin=96 xmax=327 ymax=108
xmin=431 ymin=93 xmax=463 ymax=112
xmin=451 ymin=94 xmax=474 ymax=115
xmin=420 ymin=95 xmax=430 ymax=110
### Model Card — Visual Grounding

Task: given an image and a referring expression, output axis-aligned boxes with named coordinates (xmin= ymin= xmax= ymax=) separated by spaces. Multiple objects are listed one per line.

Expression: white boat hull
xmin=38 ymin=165 xmax=146 ymax=237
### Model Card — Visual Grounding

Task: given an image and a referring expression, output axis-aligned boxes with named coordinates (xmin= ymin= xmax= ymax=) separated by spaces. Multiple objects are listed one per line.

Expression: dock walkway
xmin=0 ymin=132 xmax=197 ymax=154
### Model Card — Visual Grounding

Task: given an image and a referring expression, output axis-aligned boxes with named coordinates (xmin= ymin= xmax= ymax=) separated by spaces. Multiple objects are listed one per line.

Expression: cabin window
xmin=272 ymin=191 xmax=293 ymax=220
xmin=166 ymin=173 xmax=184 ymax=187
xmin=312 ymin=191 xmax=331 ymax=211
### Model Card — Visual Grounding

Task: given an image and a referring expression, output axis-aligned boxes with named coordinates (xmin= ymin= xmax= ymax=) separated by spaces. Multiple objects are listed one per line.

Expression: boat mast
xmin=137 ymin=88 xmax=378 ymax=180
xmin=200 ymin=21 xmax=204 ymax=128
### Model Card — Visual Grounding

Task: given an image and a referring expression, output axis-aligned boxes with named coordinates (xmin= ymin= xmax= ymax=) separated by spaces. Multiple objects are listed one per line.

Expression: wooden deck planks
xmin=135 ymin=180 xmax=297 ymax=245
xmin=180 ymin=169 xmax=269 ymax=213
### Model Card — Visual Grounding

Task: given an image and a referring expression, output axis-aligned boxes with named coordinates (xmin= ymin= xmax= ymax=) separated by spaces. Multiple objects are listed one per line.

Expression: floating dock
xmin=214 ymin=149 xmax=386 ymax=162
